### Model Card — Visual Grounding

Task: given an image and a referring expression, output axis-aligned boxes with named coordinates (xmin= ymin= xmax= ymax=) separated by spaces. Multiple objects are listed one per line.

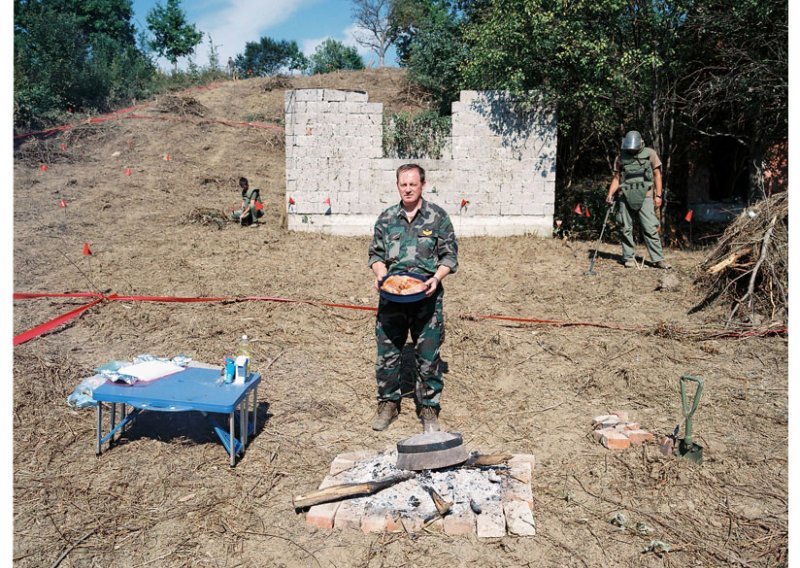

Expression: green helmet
xmin=621 ymin=130 xmax=643 ymax=151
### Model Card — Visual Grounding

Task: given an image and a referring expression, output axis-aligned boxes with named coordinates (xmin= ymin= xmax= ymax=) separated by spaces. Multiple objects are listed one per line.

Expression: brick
xmin=508 ymin=462 xmax=532 ymax=484
xmin=333 ymin=499 xmax=365 ymax=530
xmin=329 ymin=456 xmax=355 ymax=475
xmin=306 ymin=502 xmax=340 ymax=529
xmin=444 ymin=508 xmax=476 ymax=536
xmin=476 ymin=501 xmax=506 ymax=538
xmin=385 ymin=513 xmax=404 ymax=533
xmin=399 ymin=515 xmax=426 ymax=533
xmin=601 ymin=431 xmax=631 ymax=450
xmin=593 ymin=427 xmax=617 ymax=442
xmin=503 ymin=501 xmax=536 ymax=536
xmin=504 ymin=477 xmax=533 ymax=509
xmin=509 ymin=453 xmax=536 ymax=471
xmin=337 ymin=449 xmax=378 ymax=462
xmin=361 ymin=511 xmax=388 ymax=533
xmin=626 ymin=429 xmax=654 ymax=444
xmin=614 ymin=422 xmax=640 ymax=432
xmin=592 ymin=415 xmax=620 ymax=429
xmin=611 ymin=410 xmax=630 ymax=422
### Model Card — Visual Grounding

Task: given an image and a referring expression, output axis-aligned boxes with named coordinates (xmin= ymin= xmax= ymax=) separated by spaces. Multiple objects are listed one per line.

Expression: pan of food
xmin=379 ymin=272 xmax=430 ymax=303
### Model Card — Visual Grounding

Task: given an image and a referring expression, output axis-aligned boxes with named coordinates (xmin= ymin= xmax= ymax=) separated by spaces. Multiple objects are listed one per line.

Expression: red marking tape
xmin=13 ymin=297 xmax=105 ymax=346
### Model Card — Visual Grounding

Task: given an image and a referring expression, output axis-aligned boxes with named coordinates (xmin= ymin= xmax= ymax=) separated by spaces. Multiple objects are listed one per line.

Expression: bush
xmin=383 ymin=110 xmax=451 ymax=159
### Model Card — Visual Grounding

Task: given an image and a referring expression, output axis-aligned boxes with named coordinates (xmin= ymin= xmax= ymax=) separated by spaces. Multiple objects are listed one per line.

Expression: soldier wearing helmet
xmin=605 ymin=130 xmax=671 ymax=269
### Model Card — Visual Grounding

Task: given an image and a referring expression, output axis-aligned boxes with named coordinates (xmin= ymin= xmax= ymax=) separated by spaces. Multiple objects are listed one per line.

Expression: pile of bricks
xmin=592 ymin=411 xmax=655 ymax=450
xmin=303 ymin=448 xmax=537 ymax=537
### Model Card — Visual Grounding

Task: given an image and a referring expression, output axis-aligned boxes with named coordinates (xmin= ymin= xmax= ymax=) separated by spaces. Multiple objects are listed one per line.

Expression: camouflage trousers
xmin=375 ymin=290 xmax=444 ymax=408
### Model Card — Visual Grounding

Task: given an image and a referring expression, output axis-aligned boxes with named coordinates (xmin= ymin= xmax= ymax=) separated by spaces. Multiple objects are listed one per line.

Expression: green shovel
xmin=678 ymin=375 xmax=704 ymax=464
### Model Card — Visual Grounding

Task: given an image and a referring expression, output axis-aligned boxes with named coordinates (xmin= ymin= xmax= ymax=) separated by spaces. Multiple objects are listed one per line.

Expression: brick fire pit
xmin=302 ymin=447 xmax=536 ymax=537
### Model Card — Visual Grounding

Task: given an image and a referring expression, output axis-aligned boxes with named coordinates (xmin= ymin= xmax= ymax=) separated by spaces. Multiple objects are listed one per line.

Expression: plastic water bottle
xmin=238 ymin=334 xmax=251 ymax=360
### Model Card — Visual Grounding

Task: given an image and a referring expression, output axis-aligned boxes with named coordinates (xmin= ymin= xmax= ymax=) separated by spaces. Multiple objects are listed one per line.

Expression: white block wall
xmin=285 ymin=89 xmax=557 ymax=236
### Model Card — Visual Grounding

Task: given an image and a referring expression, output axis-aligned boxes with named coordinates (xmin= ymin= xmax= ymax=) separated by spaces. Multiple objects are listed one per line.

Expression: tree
xmin=235 ymin=37 xmax=308 ymax=76
xmin=308 ymin=39 xmax=365 ymax=74
xmin=351 ymin=0 xmax=393 ymax=67
xmin=146 ymin=0 xmax=203 ymax=68
xmin=14 ymin=0 xmax=154 ymax=127
xmin=389 ymin=0 xmax=466 ymax=114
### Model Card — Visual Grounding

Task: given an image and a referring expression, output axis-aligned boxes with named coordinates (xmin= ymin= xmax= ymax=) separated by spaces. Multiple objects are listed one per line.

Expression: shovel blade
xmin=678 ymin=439 xmax=703 ymax=464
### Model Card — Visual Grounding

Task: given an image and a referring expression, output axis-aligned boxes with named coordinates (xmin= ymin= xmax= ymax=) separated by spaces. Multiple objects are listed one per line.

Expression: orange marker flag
xmin=59 ymin=199 xmax=67 ymax=208
xmin=685 ymin=210 xmax=693 ymax=222
xmin=288 ymin=197 xmax=296 ymax=205
xmin=323 ymin=197 xmax=331 ymax=205
xmin=584 ymin=206 xmax=591 ymax=218
xmin=40 ymin=164 xmax=49 ymax=171
xmin=83 ymin=242 xmax=92 ymax=256
xmin=164 ymin=153 xmax=171 ymax=161
xmin=59 ymin=143 xmax=67 ymax=151
xmin=460 ymin=198 xmax=470 ymax=209
xmin=574 ymin=203 xmax=582 ymax=215
xmin=124 ymin=168 xmax=132 ymax=176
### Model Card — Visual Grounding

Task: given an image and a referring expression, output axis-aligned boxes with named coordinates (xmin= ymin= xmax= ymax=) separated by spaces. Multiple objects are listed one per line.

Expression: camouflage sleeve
xmin=368 ymin=215 xmax=387 ymax=268
xmin=437 ymin=213 xmax=459 ymax=274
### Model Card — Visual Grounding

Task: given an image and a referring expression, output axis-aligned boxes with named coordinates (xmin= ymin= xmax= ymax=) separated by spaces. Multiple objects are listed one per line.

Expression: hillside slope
xmin=12 ymin=70 xmax=787 ymax=567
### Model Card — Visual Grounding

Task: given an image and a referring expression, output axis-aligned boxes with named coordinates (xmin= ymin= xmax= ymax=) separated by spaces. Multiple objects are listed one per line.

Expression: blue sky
xmin=131 ymin=0 xmax=397 ymax=69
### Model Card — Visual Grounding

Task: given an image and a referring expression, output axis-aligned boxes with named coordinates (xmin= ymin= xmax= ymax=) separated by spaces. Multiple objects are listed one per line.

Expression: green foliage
xmin=389 ymin=1 xmax=466 ymax=114
xmin=308 ymin=39 xmax=365 ymax=75
xmin=235 ymin=37 xmax=308 ymax=77
xmin=383 ymin=110 xmax=451 ymax=159
xmin=13 ymin=0 xmax=155 ymax=129
xmin=146 ymin=0 xmax=203 ymax=66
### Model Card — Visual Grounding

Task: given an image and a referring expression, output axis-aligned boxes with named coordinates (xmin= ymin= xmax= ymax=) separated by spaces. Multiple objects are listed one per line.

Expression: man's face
xmin=396 ymin=169 xmax=424 ymax=208
xmin=240 ymin=181 xmax=248 ymax=191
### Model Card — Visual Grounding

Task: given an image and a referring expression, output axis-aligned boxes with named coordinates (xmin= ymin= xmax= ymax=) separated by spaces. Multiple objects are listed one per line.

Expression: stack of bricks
xmin=592 ymin=411 xmax=655 ymax=450
xmin=304 ymin=449 xmax=537 ymax=537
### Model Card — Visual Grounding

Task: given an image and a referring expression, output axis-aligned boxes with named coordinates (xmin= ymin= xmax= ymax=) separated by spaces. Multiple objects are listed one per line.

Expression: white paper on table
xmin=117 ymin=360 xmax=184 ymax=382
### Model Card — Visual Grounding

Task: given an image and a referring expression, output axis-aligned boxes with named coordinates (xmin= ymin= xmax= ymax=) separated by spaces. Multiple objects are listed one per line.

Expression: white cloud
xmin=191 ymin=0 xmax=317 ymax=66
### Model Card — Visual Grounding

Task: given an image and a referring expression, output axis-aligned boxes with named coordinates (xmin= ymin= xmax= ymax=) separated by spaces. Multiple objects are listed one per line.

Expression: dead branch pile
xmin=153 ymin=95 xmax=208 ymax=117
xmin=696 ymin=191 xmax=788 ymax=323
xmin=263 ymin=75 xmax=291 ymax=91
xmin=187 ymin=207 xmax=228 ymax=229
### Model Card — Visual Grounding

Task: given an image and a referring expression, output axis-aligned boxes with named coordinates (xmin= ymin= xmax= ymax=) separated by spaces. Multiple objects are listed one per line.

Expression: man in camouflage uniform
xmin=231 ymin=177 xmax=264 ymax=226
xmin=368 ymin=163 xmax=459 ymax=432
xmin=606 ymin=130 xmax=671 ymax=269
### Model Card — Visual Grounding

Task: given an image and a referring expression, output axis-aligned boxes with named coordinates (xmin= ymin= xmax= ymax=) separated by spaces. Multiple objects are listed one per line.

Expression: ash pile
xmin=295 ymin=444 xmax=536 ymax=537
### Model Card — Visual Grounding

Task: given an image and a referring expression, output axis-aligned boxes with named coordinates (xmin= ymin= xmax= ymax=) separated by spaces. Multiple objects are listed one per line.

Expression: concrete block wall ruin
xmin=284 ymin=89 xmax=557 ymax=236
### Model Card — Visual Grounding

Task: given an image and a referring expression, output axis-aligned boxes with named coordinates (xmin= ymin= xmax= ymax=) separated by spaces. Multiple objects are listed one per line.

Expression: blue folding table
xmin=93 ymin=366 xmax=261 ymax=466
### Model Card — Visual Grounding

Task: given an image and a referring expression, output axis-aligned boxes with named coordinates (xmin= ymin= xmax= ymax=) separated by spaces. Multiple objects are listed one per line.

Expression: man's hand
xmin=605 ymin=194 xmax=616 ymax=205
xmin=424 ymin=276 xmax=440 ymax=297
xmin=371 ymin=262 xmax=387 ymax=292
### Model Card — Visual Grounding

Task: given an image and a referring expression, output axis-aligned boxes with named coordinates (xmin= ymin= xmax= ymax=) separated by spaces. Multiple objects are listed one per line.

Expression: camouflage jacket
xmin=368 ymin=199 xmax=459 ymax=277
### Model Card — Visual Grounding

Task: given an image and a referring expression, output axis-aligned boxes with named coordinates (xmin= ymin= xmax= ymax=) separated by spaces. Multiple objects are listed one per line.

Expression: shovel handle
xmin=679 ymin=375 xmax=704 ymax=444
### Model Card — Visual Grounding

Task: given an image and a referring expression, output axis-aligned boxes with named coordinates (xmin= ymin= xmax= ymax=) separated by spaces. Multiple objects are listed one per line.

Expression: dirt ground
xmin=13 ymin=69 xmax=788 ymax=567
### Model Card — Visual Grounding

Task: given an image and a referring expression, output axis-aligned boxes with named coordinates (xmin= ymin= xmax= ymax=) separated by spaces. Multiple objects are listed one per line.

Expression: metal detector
xmin=586 ymin=200 xmax=616 ymax=275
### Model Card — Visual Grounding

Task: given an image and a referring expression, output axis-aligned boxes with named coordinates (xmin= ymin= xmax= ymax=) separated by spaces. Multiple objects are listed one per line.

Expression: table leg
xmin=110 ymin=403 xmax=117 ymax=446
xmin=96 ymin=403 xmax=103 ymax=456
xmin=229 ymin=411 xmax=236 ymax=467
xmin=250 ymin=386 xmax=258 ymax=437
xmin=121 ymin=403 xmax=127 ymax=431
xmin=239 ymin=401 xmax=247 ymax=450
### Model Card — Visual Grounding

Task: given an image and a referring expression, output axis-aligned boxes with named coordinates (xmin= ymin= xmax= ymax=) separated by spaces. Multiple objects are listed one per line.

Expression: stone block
xmin=294 ymin=89 xmax=324 ymax=102
xmin=345 ymin=90 xmax=368 ymax=102
xmin=324 ymin=89 xmax=346 ymax=101
xmin=333 ymin=499 xmax=365 ymax=530
xmin=329 ymin=456 xmax=355 ymax=475
xmin=476 ymin=501 xmax=506 ymax=538
xmin=361 ymin=512 xmax=387 ymax=533
xmin=508 ymin=462 xmax=532 ymax=484
xmin=444 ymin=508 xmax=476 ymax=536
xmin=504 ymin=501 xmax=536 ymax=536
xmin=592 ymin=415 xmax=621 ymax=429
xmin=509 ymin=454 xmax=536 ymax=471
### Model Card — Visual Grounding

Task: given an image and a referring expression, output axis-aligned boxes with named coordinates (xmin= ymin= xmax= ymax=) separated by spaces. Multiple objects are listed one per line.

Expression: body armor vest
xmin=620 ymin=148 xmax=653 ymax=210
